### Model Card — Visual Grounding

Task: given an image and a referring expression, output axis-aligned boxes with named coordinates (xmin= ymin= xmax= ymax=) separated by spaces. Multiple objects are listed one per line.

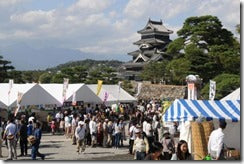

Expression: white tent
xmin=221 ymin=87 xmax=240 ymax=100
xmin=87 ymin=84 xmax=137 ymax=105
xmin=40 ymin=84 xmax=102 ymax=104
xmin=0 ymin=83 xmax=62 ymax=108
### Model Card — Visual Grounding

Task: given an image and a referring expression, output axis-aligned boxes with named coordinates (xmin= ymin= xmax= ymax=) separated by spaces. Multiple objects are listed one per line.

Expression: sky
xmin=0 ymin=0 xmax=241 ymax=70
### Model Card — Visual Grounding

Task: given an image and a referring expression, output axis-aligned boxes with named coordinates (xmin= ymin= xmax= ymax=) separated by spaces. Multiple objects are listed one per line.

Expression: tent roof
xmin=87 ymin=84 xmax=136 ymax=103
xmin=163 ymin=99 xmax=240 ymax=122
xmin=221 ymin=88 xmax=240 ymax=100
xmin=40 ymin=84 xmax=102 ymax=104
xmin=0 ymin=83 xmax=36 ymax=107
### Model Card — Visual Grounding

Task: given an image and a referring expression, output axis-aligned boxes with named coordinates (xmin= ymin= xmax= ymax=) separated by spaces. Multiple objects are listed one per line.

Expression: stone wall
xmin=137 ymin=83 xmax=186 ymax=101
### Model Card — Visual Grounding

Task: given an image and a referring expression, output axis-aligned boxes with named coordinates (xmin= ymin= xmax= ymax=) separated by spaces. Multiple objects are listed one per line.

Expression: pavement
xmin=0 ymin=133 xmax=134 ymax=161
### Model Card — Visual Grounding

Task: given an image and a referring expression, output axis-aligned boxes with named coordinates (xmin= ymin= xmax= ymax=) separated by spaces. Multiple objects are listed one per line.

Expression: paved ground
xmin=0 ymin=133 xmax=134 ymax=161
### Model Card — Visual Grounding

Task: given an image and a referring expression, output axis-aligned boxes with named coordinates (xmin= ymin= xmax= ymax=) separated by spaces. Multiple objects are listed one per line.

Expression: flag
xmin=118 ymin=81 xmax=122 ymax=101
xmin=96 ymin=80 xmax=103 ymax=95
xmin=62 ymin=78 xmax=69 ymax=102
xmin=103 ymin=92 xmax=109 ymax=103
xmin=209 ymin=80 xmax=216 ymax=100
xmin=8 ymin=79 xmax=14 ymax=95
xmin=187 ymin=83 xmax=196 ymax=100
xmin=72 ymin=91 xmax=76 ymax=106
xmin=15 ymin=92 xmax=23 ymax=117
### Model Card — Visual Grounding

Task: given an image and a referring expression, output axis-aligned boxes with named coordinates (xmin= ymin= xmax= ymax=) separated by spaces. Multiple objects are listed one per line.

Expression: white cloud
xmin=0 ymin=0 xmax=28 ymax=7
xmin=67 ymin=0 xmax=112 ymax=13
xmin=10 ymin=10 xmax=55 ymax=25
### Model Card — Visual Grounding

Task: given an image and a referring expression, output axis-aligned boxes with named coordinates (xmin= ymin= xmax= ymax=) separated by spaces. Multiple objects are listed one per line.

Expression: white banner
xmin=62 ymin=78 xmax=69 ymax=102
xmin=8 ymin=79 xmax=14 ymax=95
xmin=209 ymin=80 xmax=216 ymax=100
xmin=72 ymin=91 xmax=76 ymax=106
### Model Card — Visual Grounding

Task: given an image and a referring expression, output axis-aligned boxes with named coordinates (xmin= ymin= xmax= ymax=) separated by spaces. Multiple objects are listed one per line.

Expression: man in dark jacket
xmin=31 ymin=122 xmax=45 ymax=160
xmin=19 ymin=120 xmax=28 ymax=156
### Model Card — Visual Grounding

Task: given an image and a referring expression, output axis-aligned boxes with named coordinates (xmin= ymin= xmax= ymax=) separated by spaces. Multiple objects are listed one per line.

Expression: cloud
xmin=10 ymin=10 xmax=55 ymax=25
xmin=0 ymin=0 xmax=28 ymax=7
xmin=67 ymin=0 xmax=113 ymax=13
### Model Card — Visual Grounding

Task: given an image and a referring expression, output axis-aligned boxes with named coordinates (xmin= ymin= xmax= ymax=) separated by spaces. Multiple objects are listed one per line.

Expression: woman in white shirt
xmin=114 ymin=119 xmax=122 ymax=149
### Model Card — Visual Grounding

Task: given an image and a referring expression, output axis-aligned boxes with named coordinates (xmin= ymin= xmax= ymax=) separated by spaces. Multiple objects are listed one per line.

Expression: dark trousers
xmin=20 ymin=138 xmax=28 ymax=155
xmin=86 ymin=134 xmax=91 ymax=146
xmin=136 ymin=151 xmax=146 ymax=160
xmin=129 ymin=139 xmax=134 ymax=154
xmin=115 ymin=133 xmax=121 ymax=148
xmin=147 ymin=136 xmax=154 ymax=153
xmin=31 ymin=142 xmax=44 ymax=160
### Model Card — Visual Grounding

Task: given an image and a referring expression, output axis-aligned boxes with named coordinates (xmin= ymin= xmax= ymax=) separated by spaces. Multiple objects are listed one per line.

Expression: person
xmin=46 ymin=113 xmax=52 ymax=133
xmin=75 ymin=121 xmax=86 ymax=154
xmin=161 ymin=131 xmax=175 ymax=160
xmin=19 ymin=120 xmax=28 ymax=156
xmin=144 ymin=142 xmax=164 ymax=160
xmin=129 ymin=121 xmax=136 ymax=154
xmin=133 ymin=128 xmax=149 ymax=160
xmin=208 ymin=120 xmax=227 ymax=160
xmin=107 ymin=120 xmax=113 ymax=147
xmin=97 ymin=120 xmax=103 ymax=147
xmin=0 ymin=119 xmax=3 ymax=158
xmin=59 ymin=118 xmax=65 ymax=134
xmin=171 ymin=140 xmax=192 ymax=160
xmin=103 ymin=119 xmax=109 ymax=147
xmin=84 ymin=119 xmax=91 ymax=146
xmin=50 ymin=119 xmax=56 ymax=135
xmin=114 ymin=119 xmax=122 ymax=149
xmin=4 ymin=117 xmax=18 ymax=160
xmin=31 ymin=122 xmax=45 ymax=160
xmin=27 ymin=121 xmax=33 ymax=136
xmin=145 ymin=119 xmax=154 ymax=152
xmin=89 ymin=117 xmax=97 ymax=147
xmin=71 ymin=114 xmax=78 ymax=145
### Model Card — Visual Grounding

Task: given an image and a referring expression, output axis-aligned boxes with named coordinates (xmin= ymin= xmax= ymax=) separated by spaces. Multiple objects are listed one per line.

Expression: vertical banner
xmin=14 ymin=92 xmax=23 ymax=117
xmin=103 ymin=92 xmax=109 ymax=103
xmin=209 ymin=80 xmax=216 ymax=100
xmin=72 ymin=91 xmax=77 ymax=106
xmin=118 ymin=81 xmax=122 ymax=103
xmin=62 ymin=78 xmax=69 ymax=103
xmin=96 ymin=80 xmax=103 ymax=95
xmin=8 ymin=79 xmax=14 ymax=95
xmin=188 ymin=83 xmax=195 ymax=100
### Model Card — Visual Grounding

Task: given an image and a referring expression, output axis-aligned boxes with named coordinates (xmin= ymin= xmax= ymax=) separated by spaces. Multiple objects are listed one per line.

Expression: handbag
xmin=7 ymin=134 xmax=15 ymax=140
xmin=27 ymin=135 xmax=36 ymax=145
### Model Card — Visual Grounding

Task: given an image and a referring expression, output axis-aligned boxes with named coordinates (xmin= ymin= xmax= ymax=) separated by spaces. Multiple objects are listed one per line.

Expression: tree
xmin=141 ymin=61 xmax=168 ymax=84
xmin=7 ymin=70 xmax=24 ymax=83
xmin=39 ymin=72 xmax=53 ymax=83
xmin=200 ymin=74 xmax=240 ymax=100
xmin=166 ymin=15 xmax=240 ymax=84
xmin=0 ymin=55 xmax=14 ymax=82
xmin=236 ymin=24 xmax=240 ymax=34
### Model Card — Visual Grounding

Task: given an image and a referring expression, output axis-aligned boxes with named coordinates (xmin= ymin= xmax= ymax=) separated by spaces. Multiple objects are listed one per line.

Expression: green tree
xmin=7 ymin=70 xmax=24 ymax=83
xmin=166 ymin=15 xmax=240 ymax=84
xmin=39 ymin=72 xmax=53 ymax=83
xmin=0 ymin=55 xmax=14 ymax=82
xmin=141 ymin=61 xmax=168 ymax=84
xmin=201 ymin=74 xmax=240 ymax=100
xmin=51 ymin=72 xmax=70 ymax=83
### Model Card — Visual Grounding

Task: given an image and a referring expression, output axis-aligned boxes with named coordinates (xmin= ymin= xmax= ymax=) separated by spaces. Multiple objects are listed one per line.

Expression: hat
xmin=105 ymin=119 xmax=109 ymax=121
xmin=135 ymin=128 xmax=141 ymax=134
xmin=78 ymin=121 xmax=84 ymax=126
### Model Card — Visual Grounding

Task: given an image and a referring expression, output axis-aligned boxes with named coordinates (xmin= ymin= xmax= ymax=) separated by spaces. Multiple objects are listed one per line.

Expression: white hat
xmin=78 ymin=121 xmax=84 ymax=126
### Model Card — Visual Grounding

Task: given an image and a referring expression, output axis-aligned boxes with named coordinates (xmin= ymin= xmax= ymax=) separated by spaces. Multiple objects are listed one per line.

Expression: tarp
xmin=221 ymin=87 xmax=240 ymax=100
xmin=87 ymin=84 xmax=136 ymax=105
xmin=163 ymin=99 xmax=240 ymax=122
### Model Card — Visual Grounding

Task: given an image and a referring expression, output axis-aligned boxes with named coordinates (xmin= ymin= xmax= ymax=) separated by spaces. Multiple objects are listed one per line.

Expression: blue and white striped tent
xmin=163 ymin=99 xmax=240 ymax=122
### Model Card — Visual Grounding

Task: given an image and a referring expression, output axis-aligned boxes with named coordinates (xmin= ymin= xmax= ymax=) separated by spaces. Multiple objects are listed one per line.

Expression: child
xmin=59 ymin=118 xmax=65 ymax=134
xmin=51 ymin=119 xmax=56 ymax=135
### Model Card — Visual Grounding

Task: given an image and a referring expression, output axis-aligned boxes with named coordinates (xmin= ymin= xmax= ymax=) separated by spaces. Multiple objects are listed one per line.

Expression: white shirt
xmin=75 ymin=125 xmax=86 ymax=140
xmin=129 ymin=125 xmax=136 ymax=140
xmin=5 ymin=123 xmax=17 ymax=138
xmin=208 ymin=128 xmax=224 ymax=158
xmin=89 ymin=120 xmax=97 ymax=134
xmin=142 ymin=121 xmax=147 ymax=133
xmin=145 ymin=123 xmax=153 ymax=137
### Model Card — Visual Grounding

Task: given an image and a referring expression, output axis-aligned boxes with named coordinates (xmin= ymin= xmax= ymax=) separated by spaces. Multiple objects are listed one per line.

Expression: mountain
xmin=1 ymin=43 xmax=128 ymax=71
xmin=47 ymin=59 xmax=124 ymax=71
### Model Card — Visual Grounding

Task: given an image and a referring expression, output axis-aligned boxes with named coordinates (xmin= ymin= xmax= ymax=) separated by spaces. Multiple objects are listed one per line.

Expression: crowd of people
xmin=0 ymin=99 xmax=227 ymax=160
